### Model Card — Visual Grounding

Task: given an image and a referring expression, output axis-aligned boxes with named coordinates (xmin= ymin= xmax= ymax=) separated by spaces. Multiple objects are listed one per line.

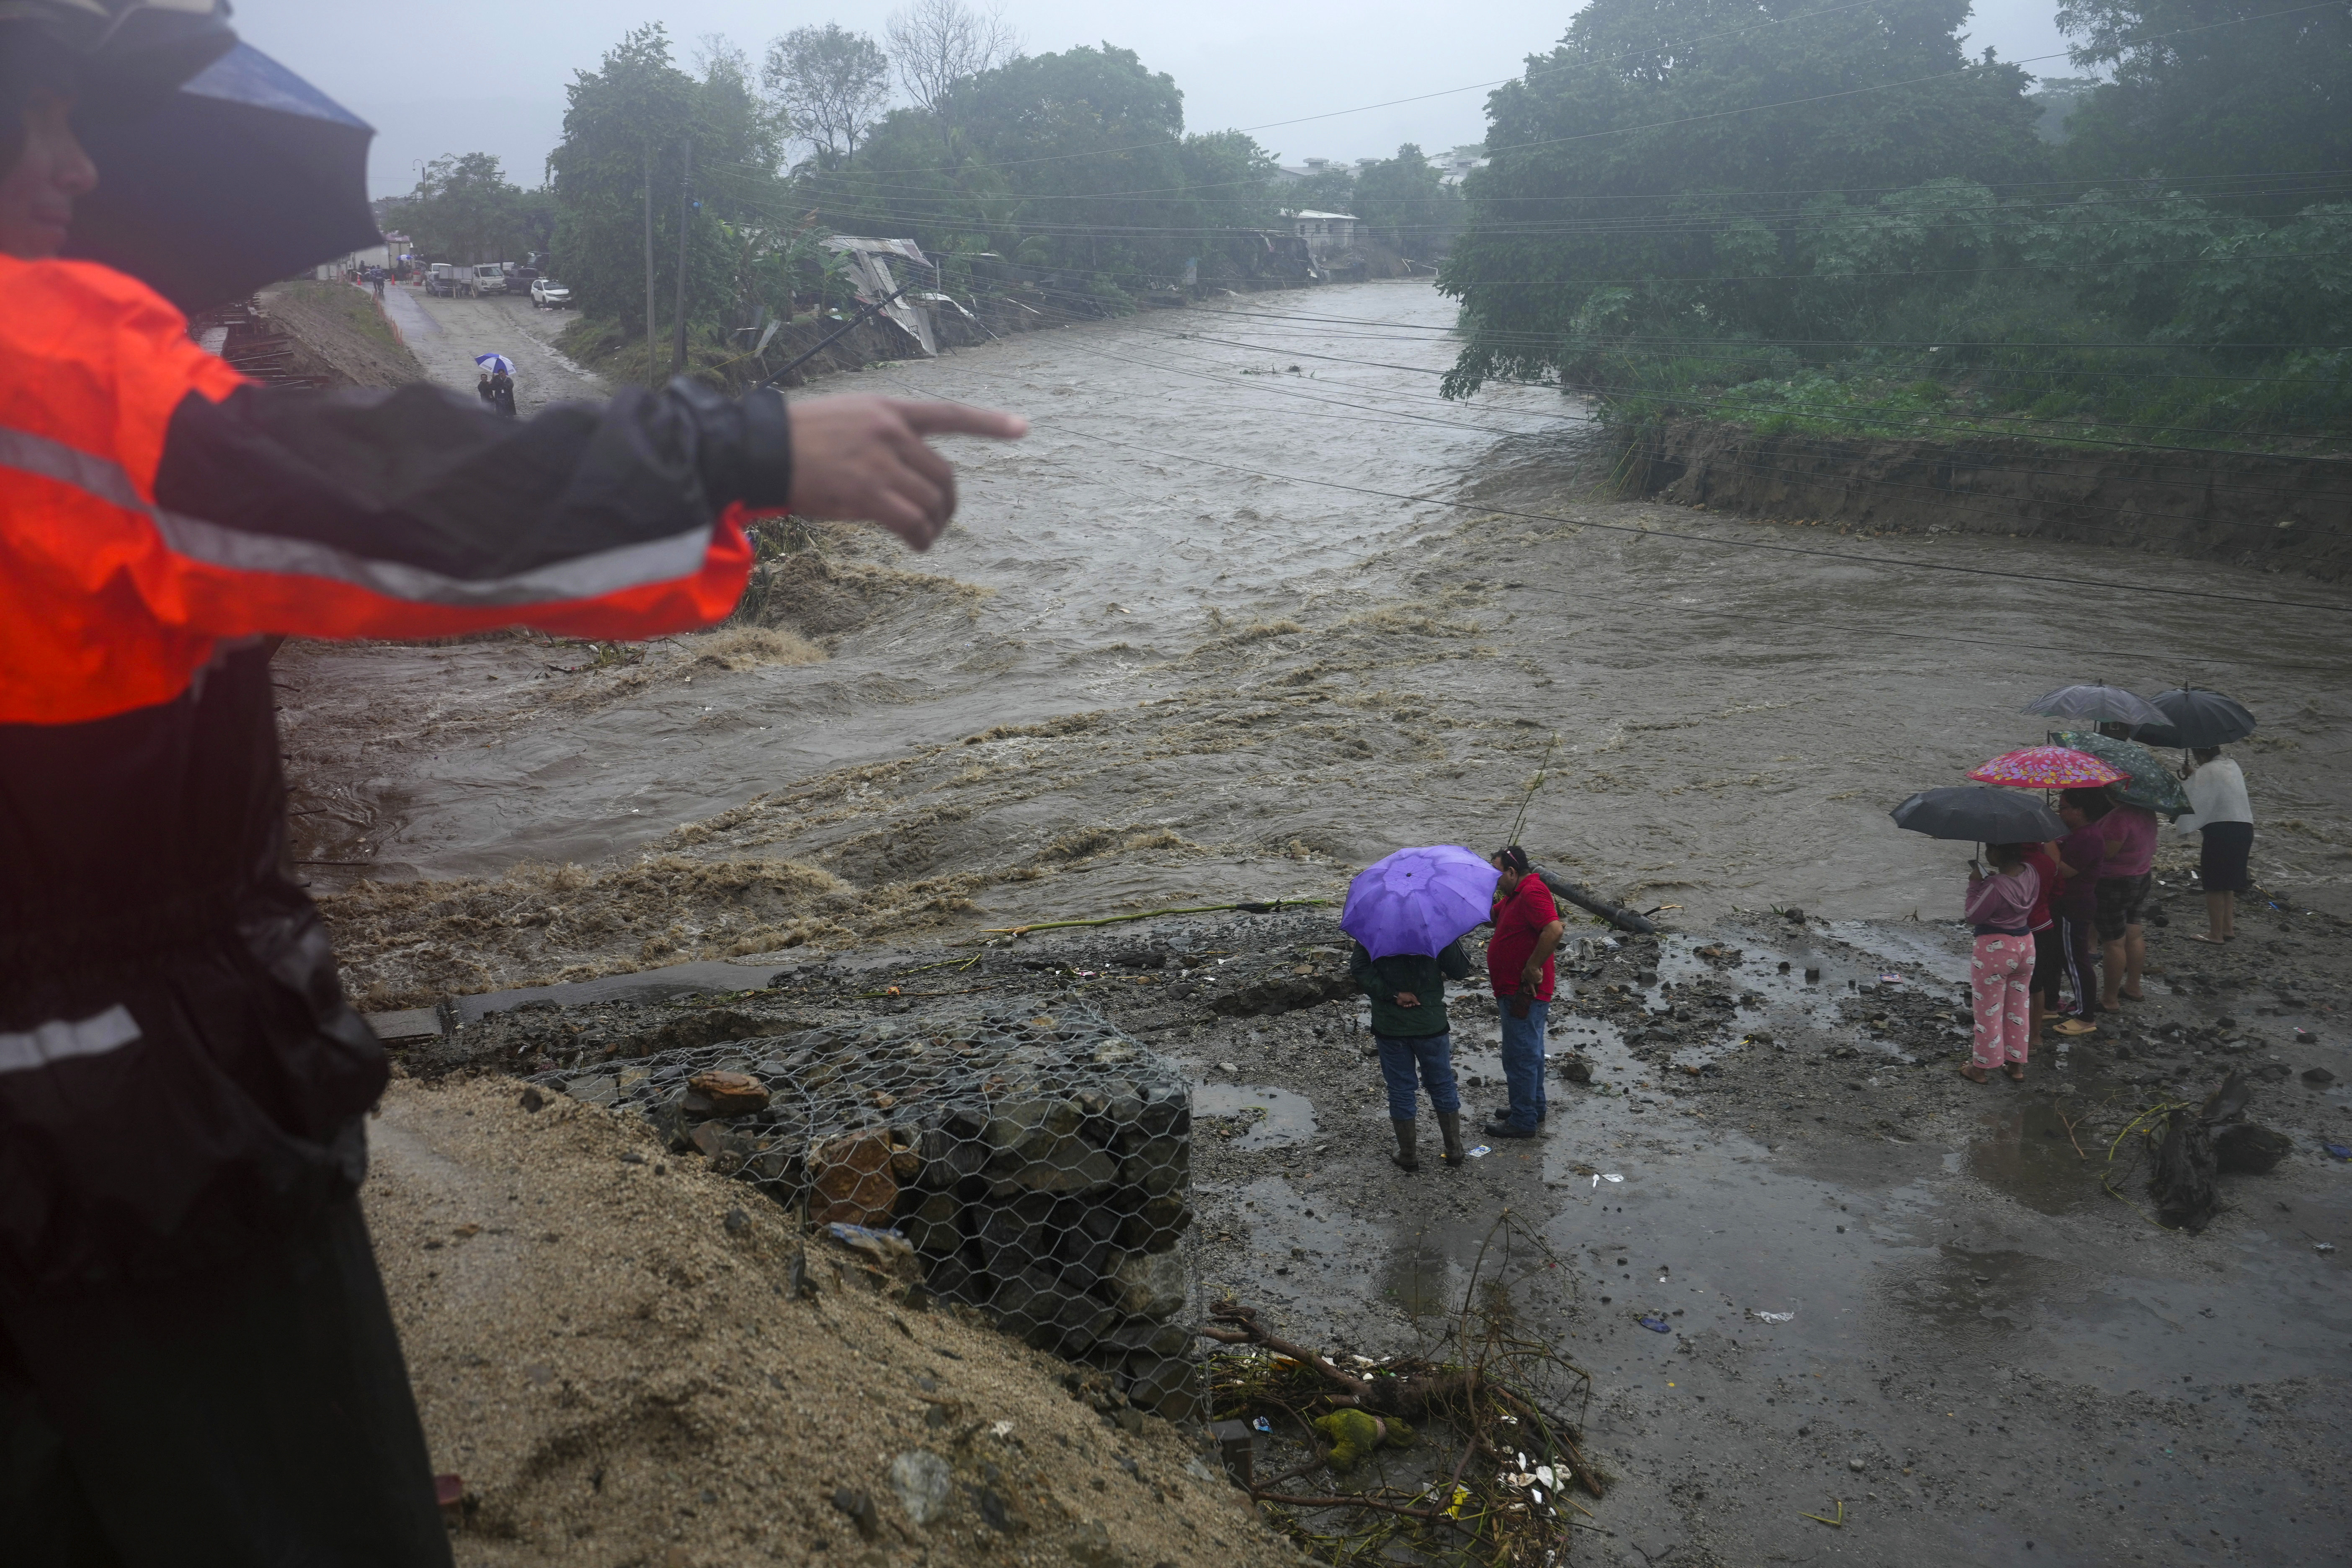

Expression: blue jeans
xmin=1497 ymin=998 xmax=1550 ymax=1131
xmin=1374 ymin=1032 xmax=1460 ymax=1121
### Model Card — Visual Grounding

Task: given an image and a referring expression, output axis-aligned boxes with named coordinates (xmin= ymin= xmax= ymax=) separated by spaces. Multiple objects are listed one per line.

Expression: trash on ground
xmin=2213 ymin=1122 xmax=2294 ymax=1174
xmin=2325 ymin=1142 xmax=2352 ymax=1161
xmin=1638 ymin=1315 xmax=1672 ymax=1333
xmin=1468 ymin=1144 xmax=1492 ymax=1158
xmin=1251 ymin=1415 xmax=1272 ymax=1433
xmin=1602 ymin=1173 xmax=1624 ymax=1182
xmin=1752 ymin=1310 xmax=1795 ymax=1323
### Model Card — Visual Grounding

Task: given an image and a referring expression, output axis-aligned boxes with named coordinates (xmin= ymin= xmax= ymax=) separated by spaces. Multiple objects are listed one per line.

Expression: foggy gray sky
xmin=229 ymin=0 xmax=2078 ymax=199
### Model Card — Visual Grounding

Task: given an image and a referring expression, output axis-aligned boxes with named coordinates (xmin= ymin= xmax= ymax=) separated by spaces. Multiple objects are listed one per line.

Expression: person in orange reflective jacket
xmin=0 ymin=8 xmax=1022 ymax=1563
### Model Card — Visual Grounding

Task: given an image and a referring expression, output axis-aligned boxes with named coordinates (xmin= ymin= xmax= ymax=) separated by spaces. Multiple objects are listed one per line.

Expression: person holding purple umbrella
xmin=1340 ymin=844 xmax=1501 ymax=1171
xmin=1349 ymin=936 xmax=1472 ymax=1170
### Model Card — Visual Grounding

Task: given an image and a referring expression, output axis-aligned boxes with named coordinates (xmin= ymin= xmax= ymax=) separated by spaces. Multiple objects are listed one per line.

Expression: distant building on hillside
xmin=1289 ymin=209 xmax=1357 ymax=262
xmin=1272 ymin=155 xmax=1345 ymax=186
xmin=1439 ymin=146 xmax=1488 ymax=186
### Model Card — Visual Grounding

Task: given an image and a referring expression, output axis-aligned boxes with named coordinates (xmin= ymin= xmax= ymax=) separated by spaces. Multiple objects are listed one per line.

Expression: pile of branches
xmin=1203 ymin=1217 xmax=1603 ymax=1563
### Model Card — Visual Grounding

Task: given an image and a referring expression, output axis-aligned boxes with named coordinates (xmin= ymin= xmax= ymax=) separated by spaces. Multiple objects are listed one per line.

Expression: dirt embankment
xmin=1628 ymin=416 xmax=2352 ymax=580
xmin=369 ymin=1075 xmax=1294 ymax=1568
xmin=257 ymin=281 xmax=429 ymax=389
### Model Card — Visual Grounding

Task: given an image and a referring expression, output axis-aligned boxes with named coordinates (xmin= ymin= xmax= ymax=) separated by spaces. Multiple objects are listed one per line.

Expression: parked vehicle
xmin=425 ymin=262 xmax=459 ymax=297
xmin=529 ymin=278 xmax=573 ymax=310
xmin=464 ymin=263 xmax=508 ymax=298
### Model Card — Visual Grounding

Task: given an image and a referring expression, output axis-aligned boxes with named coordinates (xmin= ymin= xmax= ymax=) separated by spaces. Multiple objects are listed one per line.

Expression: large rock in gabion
xmin=1105 ymin=1249 xmax=1186 ymax=1320
xmin=536 ymin=1003 xmax=1197 ymax=1401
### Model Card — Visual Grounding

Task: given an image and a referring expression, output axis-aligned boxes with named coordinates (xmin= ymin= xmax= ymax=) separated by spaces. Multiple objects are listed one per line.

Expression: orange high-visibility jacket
xmin=0 ymin=258 xmax=775 ymax=1295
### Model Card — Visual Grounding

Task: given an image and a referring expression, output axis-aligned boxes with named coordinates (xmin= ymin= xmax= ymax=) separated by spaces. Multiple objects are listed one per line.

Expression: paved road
xmin=383 ymin=282 xmax=607 ymax=411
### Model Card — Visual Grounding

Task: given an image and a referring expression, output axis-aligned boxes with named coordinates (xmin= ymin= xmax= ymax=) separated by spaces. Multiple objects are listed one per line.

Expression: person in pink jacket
xmin=1962 ymin=842 xmax=2040 ymax=1083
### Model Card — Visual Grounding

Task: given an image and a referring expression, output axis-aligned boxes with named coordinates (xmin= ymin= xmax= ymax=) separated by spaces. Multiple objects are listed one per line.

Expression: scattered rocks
xmin=2302 ymin=1066 xmax=2336 ymax=1085
xmin=534 ymin=1006 xmax=1201 ymax=1418
xmin=686 ymin=1069 xmax=771 ymax=1116
xmin=888 ymin=1449 xmax=953 ymax=1526
xmin=829 ymin=1486 xmax=879 ymax=1539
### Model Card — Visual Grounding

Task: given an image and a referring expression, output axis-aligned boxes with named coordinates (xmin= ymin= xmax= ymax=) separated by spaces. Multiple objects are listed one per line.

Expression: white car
xmin=530 ymin=278 xmax=573 ymax=310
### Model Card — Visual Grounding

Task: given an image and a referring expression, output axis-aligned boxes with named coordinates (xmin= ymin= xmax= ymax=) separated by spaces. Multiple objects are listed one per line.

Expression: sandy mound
xmin=367 ymin=1076 xmax=1297 ymax=1568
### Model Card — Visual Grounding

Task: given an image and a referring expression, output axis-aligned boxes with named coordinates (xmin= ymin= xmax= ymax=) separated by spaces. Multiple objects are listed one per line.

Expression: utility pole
xmin=642 ymin=143 xmax=656 ymax=384
xmin=669 ymin=137 xmax=693 ymax=379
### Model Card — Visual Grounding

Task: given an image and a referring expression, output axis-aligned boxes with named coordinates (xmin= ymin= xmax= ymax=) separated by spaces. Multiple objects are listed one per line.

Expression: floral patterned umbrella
xmin=1967 ymin=746 xmax=2127 ymax=789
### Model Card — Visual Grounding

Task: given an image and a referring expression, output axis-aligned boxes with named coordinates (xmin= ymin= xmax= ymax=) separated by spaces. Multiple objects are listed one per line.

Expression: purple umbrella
xmin=1341 ymin=845 xmax=1501 ymax=960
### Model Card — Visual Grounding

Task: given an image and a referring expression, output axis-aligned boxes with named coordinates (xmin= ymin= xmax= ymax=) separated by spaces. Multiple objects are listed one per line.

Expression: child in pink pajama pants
xmin=1963 ymin=843 xmax=2040 ymax=1082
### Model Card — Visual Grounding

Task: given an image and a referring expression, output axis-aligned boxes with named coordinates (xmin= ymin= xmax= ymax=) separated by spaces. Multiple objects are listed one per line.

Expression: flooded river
xmin=282 ymin=280 xmax=2352 ymax=1004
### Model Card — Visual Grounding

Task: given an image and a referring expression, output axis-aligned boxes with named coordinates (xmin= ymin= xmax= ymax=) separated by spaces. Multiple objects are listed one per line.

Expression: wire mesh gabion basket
xmin=533 ymin=1002 xmax=1201 ymax=1414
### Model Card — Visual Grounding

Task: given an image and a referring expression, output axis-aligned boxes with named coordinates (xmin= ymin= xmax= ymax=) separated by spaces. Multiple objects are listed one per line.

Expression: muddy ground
xmin=417 ymin=874 xmax=2351 ymax=1568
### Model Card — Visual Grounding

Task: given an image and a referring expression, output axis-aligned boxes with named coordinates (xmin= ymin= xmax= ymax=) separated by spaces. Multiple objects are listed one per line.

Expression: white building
xmin=1289 ymin=209 xmax=1357 ymax=262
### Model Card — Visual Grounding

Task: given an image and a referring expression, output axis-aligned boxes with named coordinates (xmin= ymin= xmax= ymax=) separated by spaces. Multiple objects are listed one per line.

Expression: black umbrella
xmin=1891 ymin=786 xmax=2064 ymax=844
xmin=2135 ymin=688 xmax=2258 ymax=751
xmin=64 ymin=44 xmax=379 ymax=314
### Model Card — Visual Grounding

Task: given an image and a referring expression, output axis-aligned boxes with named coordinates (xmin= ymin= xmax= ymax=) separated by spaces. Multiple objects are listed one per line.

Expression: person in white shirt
xmin=2177 ymin=747 xmax=2254 ymax=943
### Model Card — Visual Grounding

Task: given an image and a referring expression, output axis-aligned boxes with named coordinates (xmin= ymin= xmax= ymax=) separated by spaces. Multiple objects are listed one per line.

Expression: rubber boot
xmin=1390 ymin=1118 xmax=1419 ymax=1172
xmin=1435 ymin=1111 xmax=1466 ymax=1167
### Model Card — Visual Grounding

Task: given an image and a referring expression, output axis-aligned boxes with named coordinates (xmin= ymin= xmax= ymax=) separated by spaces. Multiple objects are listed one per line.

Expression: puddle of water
xmin=1191 ymin=1082 xmax=1318 ymax=1150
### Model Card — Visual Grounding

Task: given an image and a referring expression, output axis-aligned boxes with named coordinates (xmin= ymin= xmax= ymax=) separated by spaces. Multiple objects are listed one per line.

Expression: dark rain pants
xmin=0 ymin=1196 xmax=451 ymax=1568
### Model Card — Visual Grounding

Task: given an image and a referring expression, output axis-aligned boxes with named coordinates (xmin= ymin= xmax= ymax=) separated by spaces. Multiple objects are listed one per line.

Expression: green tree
xmin=1285 ymin=163 xmax=1357 ymax=215
xmin=765 ymin=23 xmax=892 ymax=163
xmin=548 ymin=25 xmax=789 ymax=352
xmin=2054 ymin=0 xmax=2352 ymax=208
xmin=382 ymin=152 xmax=529 ymax=263
xmin=807 ymin=44 xmax=1266 ymax=293
xmin=1349 ymin=144 xmax=1465 ymax=258
xmin=1438 ymin=0 xmax=2049 ymax=394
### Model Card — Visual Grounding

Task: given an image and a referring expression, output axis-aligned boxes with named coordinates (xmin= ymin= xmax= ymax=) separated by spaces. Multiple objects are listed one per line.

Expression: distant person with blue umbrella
xmin=1342 ymin=845 xmax=1499 ymax=1171
xmin=476 ymin=351 xmax=516 ymax=416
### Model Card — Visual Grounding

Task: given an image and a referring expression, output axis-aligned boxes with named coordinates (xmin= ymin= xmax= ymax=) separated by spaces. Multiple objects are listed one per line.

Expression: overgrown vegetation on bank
xmin=1438 ymin=0 xmax=2352 ymax=452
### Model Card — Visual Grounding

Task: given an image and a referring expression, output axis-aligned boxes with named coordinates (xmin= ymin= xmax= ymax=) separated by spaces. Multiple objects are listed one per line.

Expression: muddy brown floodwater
xmin=282 ymin=280 xmax=2351 ymax=1006
xmin=291 ymin=280 xmax=2352 ymax=1564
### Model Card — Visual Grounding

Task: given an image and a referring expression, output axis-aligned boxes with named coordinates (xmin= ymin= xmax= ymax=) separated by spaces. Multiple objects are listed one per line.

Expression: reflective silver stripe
xmin=0 ymin=1005 xmax=141 ymax=1075
xmin=0 ymin=424 xmax=714 ymax=608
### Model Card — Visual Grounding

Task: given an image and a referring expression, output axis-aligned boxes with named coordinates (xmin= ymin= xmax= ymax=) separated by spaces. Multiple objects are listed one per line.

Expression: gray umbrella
xmin=2021 ymin=683 xmax=2167 ymax=730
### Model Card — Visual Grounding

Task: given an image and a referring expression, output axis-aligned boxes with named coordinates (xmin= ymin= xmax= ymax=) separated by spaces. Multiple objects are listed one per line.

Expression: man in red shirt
xmin=1486 ymin=846 xmax=1565 ymax=1138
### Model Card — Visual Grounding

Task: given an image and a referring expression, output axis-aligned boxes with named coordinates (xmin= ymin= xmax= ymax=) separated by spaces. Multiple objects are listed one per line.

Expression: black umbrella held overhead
xmin=64 ymin=44 xmax=379 ymax=314
xmin=2135 ymin=688 xmax=2259 ymax=751
xmin=1891 ymin=786 xmax=2064 ymax=844
xmin=2021 ymin=683 xmax=2167 ymax=730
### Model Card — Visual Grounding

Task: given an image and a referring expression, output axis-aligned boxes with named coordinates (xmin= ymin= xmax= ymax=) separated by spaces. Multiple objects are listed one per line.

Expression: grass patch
xmin=273 ymin=280 xmax=402 ymax=351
